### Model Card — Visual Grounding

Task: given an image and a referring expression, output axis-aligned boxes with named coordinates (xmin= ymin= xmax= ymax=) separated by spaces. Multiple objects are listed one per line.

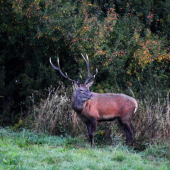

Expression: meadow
xmin=0 ymin=127 xmax=170 ymax=170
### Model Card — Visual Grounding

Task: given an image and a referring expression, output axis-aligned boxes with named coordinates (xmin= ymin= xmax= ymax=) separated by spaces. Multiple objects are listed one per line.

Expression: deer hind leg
xmin=118 ymin=118 xmax=133 ymax=144
xmin=123 ymin=122 xmax=133 ymax=144
xmin=130 ymin=123 xmax=135 ymax=134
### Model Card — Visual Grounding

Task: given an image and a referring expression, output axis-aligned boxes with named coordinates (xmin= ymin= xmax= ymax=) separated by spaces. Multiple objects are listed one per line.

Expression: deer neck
xmin=71 ymin=92 xmax=86 ymax=113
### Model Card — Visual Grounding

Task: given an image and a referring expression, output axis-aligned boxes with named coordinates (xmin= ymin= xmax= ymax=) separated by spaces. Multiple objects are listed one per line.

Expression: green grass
xmin=0 ymin=127 xmax=170 ymax=170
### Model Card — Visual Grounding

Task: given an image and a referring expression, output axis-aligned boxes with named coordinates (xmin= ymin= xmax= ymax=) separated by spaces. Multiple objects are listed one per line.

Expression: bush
xmin=31 ymin=83 xmax=170 ymax=150
xmin=34 ymin=84 xmax=86 ymax=137
xmin=133 ymin=90 xmax=170 ymax=150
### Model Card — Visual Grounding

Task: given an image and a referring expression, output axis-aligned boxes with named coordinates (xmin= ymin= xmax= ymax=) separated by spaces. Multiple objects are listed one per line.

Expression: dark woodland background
xmin=1 ymin=0 xmax=170 ymax=148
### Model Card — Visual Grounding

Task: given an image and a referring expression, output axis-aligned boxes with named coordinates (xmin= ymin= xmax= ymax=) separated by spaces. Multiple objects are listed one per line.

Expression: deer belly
xmin=97 ymin=101 xmax=121 ymax=121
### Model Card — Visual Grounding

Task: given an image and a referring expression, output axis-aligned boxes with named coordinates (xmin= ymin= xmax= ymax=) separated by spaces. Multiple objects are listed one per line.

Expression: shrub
xmin=34 ymin=84 xmax=86 ymax=137
xmin=32 ymin=84 xmax=170 ymax=150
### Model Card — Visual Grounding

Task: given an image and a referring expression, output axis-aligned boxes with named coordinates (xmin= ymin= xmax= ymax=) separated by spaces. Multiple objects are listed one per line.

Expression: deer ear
xmin=73 ymin=83 xmax=79 ymax=90
xmin=86 ymin=80 xmax=94 ymax=89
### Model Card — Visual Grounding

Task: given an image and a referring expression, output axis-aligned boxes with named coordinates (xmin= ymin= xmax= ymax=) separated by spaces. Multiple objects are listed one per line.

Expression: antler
xmin=49 ymin=58 xmax=79 ymax=85
xmin=81 ymin=53 xmax=98 ymax=84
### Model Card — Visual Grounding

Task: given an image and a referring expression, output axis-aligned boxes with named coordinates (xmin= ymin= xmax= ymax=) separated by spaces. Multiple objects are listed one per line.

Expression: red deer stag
xmin=50 ymin=54 xmax=138 ymax=147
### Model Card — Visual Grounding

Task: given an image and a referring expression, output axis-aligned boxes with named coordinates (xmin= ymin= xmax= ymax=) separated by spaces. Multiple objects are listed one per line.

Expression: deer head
xmin=49 ymin=54 xmax=98 ymax=102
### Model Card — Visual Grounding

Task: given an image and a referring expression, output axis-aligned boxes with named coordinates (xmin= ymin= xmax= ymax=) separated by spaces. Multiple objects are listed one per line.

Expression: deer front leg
xmin=90 ymin=118 xmax=97 ymax=147
xmin=85 ymin=122 xmax=91 ymax=142
xmin=85 ymin=118 xmax=97 ymax=147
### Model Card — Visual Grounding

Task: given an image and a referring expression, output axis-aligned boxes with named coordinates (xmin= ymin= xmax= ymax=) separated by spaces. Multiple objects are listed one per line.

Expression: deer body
xmin=50 ymin=54 xmax=138 ymax=147
xmin=72 ymin=92 xmax=137 ymax=122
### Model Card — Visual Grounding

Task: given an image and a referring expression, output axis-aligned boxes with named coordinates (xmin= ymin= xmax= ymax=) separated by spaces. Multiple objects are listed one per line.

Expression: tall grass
xmin=30 ymin=84 xmax=170 ymax=150
xmin=34 ymin=84 xmax=86 ymax=137
xmin=133 ymin=90 xmax=170 ymax=149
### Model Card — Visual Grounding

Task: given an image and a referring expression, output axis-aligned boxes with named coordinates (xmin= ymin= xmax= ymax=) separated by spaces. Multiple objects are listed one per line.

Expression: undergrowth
xmin=27 ymin=84 xmax=170 ymax=151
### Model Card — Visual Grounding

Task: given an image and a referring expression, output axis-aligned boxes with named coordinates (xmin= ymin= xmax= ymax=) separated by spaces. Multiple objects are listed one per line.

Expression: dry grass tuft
xmin=35 ymin=84 xmax=86 ymax=136
xmin=133 ymin=91 xmax=170 ymax=150
xmin=34 ymin=85 xmax=170 ymax=149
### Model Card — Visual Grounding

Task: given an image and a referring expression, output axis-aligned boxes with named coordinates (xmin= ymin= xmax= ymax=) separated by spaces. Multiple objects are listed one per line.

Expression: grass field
xmin=0 ymin=127 xmax=170 ymax=170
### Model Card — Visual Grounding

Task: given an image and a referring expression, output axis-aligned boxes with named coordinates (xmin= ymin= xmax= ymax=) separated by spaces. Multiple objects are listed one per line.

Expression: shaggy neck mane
xmin=71 ymin=91 xmax=85 ymax=113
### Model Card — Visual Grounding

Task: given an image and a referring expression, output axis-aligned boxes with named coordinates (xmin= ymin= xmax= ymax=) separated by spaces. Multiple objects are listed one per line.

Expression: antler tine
xmin=94 ymin=68 xmax=98 ymax=78
xmin=84 ymin=68 xmax=98 ymax=84
xmin=81 ymin=53 xmax=90 ymax=78
xmin=86 ymin=54 xmax=90 ymax=77
xmin=81 ymin=54 xmax=98 ymax=84
xmin=49 ymin=58 xmax=79 ymax=84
